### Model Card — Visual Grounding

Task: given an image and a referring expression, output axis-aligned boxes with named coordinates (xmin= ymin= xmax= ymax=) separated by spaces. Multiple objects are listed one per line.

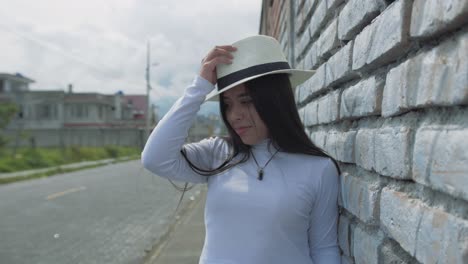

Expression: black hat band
xmin=217 ymin=61 xmax=291 ymax=90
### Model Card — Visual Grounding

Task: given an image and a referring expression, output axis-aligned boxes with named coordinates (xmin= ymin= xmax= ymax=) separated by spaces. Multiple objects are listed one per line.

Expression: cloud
xmin=0 ymin=0 xmax=261 ymax=98
xmin=0 ymin=0 xmax=261 ymax=116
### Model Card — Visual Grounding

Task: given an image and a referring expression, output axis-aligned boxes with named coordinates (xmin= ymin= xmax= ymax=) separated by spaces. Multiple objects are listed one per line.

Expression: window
xmin=36 ymin=104 xmax=57 ymax=119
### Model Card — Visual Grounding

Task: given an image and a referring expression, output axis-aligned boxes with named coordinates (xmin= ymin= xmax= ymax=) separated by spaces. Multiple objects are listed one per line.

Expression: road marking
xmin=46 ymin=186 xmax=87 ymax=200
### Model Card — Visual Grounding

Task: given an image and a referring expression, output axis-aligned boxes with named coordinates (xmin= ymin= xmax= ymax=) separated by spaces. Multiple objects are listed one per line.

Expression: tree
xmin=0 ymin=102 xmax=18 ymax=149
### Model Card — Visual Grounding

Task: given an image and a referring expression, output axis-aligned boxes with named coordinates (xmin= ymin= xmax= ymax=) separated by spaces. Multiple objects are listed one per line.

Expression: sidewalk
xmin=145 ymin=189 xmax=206 ymax=264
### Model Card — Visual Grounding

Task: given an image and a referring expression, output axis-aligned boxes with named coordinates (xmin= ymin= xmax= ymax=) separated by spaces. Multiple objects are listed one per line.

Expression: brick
xmin=380 ymin=188 xmax=424 ymax=256
xmin=374 ymin=126 xmax=412 ymax=179
xmin=296 ymin=63 xmax=326 ymax=104
xmin=338 ymin=215 xmax=353 ymax=256
xmin=381 ymin=188 xmax=468 ymax=264
xmin=303 ymin=47 xmax=313 ymax=71
xmin=323 ymin=131 xmax=337 ymax=157
xmin=302 ymin=41 xmax=320 ymax=70
xmin=411 ymin=0 xmax=468 ymax=38
xmin=303 ymin=100 xmax=318 ymax=126
xmin=295 ymin=30 xmax=311 ymax=60
xmin=415 ymin=206 xmax=468 ymax=264
xmin=325 ymin=40 xmax=357 ymax=87
xmin=327 ymin=0 xmax=344 ymax=10
xmin=380 ymin=240 xmax=415 ymax=264
xmin=353 ymin=226 xmax=384 ymax=264
xmin=295 ymin=8 xmax=306 ymax=35
xmin=308 ymin=0 xmax=328 ymax=38
xmin=381 ymin=59 xmax=415 ymax=117
xmin=336 ymin=131 xmax=356 ymax=163
xmin=338 ymin=215 xmax=352 ymax=256
xmin=317 ymin=19 xmax=340 ymax=60
xmin=340 ymin=172 xmax=380 ymax=224
xmin=340 ymin=76 xmax=384 ymax=119
xmin=309 ymin=64 xmax=327 ymax=96
xmin=296 ymin=0 xmax=318 ymax=34
xmin=325 ymin=131 xmax=356 ymax=163
xmin=310 ymin=130 xmax=327 ymax=149
xmin=413 ymin=127 xmax=468 ymax=201
xmin=298 ymin=106 xmax=306 ymax=125
xmin=352 ymin=0 xmax=411 ymax=70
xmin=341 ymin=255 xmax=355 ymax=264
xmin=413 ymin=32 xmax=468 ymax=108
xmin=317 ymin=90 xmax=341 ymax=124
xmin=383 ymin=31 xmax=468 ymax=116
xmin=355 ymin=129 xmax=375 ymax=171
xmin=303 ymin=0 xmax=317 ymax=14
xmin=338 ymin=0 xmax=383 ymax=40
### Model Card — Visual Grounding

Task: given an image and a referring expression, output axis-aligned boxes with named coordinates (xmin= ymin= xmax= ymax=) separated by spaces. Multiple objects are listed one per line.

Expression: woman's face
xmin=222 ymin=83 xmax=269 ymax=145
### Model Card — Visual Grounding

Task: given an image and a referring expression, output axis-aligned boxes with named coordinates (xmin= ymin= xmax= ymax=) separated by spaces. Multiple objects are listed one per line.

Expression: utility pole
xmin=145 ymin=41 xmax=151 ymax=142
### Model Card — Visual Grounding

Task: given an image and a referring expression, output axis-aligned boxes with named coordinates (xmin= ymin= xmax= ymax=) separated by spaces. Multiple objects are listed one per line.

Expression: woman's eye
xmin=241 ymin=99 xmax=252 ymax=104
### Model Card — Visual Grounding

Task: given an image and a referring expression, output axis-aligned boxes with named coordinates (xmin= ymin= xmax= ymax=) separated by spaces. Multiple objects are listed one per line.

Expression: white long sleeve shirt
xmin=141 ymin=75 xmax=341 ymax=264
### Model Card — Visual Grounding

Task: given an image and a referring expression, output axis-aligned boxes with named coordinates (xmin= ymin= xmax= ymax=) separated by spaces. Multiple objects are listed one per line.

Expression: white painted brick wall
xmin=380 ymin=187 xmax=424 ymax=256
xmin=317 ymin=89 xmax=341 ymax=124
xmin=338 ymin=0 xmax=383 ymax=40
xmin=302 ymin=41 xmax=320 ymax=71
xmin=325 ymin=131 xmax=356 ymax=163
xmin=295 ymin=30 xmax=311 ymax=60
xmin=296 ymin=63 xmax=326 ymax=103
xmin=316 ymin=19 xmax=340 ymax=60
xmin=355 ymin=129 xmax=375 ymax=171
xmin=325 ymin=40 xmax=356 ymax=87
xmin=338 ymin=215 xmax=353 ymax=256
xmin=340 ymin=76 xmax=383 ymax=119
xmin=348 ymin=125 xmax=413 ymax=179
xmin=380 ymin=241 xmax=413 ymax=263
xmin=381 ymin=188 xmax=468 ymax=264
xmin=340 ymin=172 xmax=380 ymax=224
xmin=413 ymin=127 xmax=468 ymax=201
xmin=382 ymin=30 xmax=468 ymax=117
xmin=279 ymin=0 xmax=468 ymax=262
xmin=374 ymin=126 xmax=412 ymax=179
xmin=381 ymin=58 xmax=414 ymax=117
xmin=411 ymin=0 xmax=468 ymax=38
xmin=308 ymin=0 xmax=328 ymax=38
xmin=341 ymin=255 xmax=354 ymax=264
xmin=303 ymin=100 xmax=318 ymax=126
xmin=353 ymin=226 xmax=384 ymax=264
xmin=415 ymin=205 xmax=468 ymax=264
xmin=310 ymin=130 xmax=327 ymax=149
xmin=352 ymin=0 xmax=411 ymax=70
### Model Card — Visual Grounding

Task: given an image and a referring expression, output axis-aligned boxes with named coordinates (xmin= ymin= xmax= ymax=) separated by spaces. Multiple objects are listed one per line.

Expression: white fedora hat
xmin=205 ymin=35 xmax=315 ymax=101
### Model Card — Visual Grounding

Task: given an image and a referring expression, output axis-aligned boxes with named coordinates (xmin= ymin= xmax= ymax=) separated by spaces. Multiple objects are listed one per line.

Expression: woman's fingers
xmin=203 ymin=46 xmax=236 ymax=63
xmin=203 ymin=56 xmax=232 ymax=70
xmin=199 ymin=45 xmax=236 ymax=84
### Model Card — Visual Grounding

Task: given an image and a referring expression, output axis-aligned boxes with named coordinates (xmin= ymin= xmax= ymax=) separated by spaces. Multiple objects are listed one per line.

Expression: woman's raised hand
xmin=199 ymin=45 xmax=237 ymax=85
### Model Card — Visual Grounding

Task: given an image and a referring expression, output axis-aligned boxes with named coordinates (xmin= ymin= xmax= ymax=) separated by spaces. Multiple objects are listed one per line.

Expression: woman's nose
xmin=229 ymin=105 xmax=244 ymax=121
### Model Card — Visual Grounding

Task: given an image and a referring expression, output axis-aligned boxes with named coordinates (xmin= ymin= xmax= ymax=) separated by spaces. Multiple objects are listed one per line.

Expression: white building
xmin=0 ymin=72 xmax=155 ymax=148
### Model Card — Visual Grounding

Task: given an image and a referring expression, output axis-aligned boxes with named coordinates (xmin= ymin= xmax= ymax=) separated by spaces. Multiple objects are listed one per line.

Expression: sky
xmin=0 ymin=0 xmax=262 ymax=117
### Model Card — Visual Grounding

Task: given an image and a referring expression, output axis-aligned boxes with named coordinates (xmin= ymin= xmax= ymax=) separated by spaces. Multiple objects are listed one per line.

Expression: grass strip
xmin=0 ymin=155 xmax=140 ymax=185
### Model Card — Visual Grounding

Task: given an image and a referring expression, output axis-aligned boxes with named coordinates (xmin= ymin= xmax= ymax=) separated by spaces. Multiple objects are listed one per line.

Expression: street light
xmin=145 ymin=40 xmax=158 ymax=142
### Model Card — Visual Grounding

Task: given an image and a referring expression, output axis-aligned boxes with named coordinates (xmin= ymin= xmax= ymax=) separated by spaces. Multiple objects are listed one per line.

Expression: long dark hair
xmin=179 ymin=73 xmax=340 ymax=179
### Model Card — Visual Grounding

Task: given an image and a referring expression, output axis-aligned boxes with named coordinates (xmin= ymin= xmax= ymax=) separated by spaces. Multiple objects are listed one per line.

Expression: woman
xmin=141 ymin=35 xmax=341 ymax=264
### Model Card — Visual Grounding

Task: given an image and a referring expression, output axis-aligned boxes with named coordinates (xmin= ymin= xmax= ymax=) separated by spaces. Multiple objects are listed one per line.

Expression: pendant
xmin=257 ymin=169 xmax=264 ymax=181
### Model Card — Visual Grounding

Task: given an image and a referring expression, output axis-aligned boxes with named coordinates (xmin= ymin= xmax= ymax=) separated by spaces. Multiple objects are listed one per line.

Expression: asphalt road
xmin=0 ymin=160 xmax=199 ymax=264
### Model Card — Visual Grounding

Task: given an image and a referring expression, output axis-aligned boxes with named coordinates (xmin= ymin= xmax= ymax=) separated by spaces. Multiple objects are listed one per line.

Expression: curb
xmin=143 ymin=186 xmax=206 ymax=264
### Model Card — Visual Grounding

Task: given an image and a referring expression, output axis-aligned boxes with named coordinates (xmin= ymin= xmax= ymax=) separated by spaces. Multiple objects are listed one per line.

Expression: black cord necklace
xmin=250 ymin=149 xmax=280 ymax=180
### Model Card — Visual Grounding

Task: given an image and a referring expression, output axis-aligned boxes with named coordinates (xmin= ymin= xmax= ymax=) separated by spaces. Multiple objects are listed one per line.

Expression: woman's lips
xmin=235 ymin=126 xmax=250 ymax=136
